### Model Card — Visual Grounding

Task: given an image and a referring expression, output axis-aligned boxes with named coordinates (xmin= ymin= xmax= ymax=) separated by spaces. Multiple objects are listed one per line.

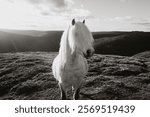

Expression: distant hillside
xmin=0 ymin=30 xmax=62 ymax=53
xmin=92 ymin=31 xmax=127 ymax=39
xmin=0 ymin=29 xmax=48 ymax=37
xmin=0 ymin=29 xmax=150 ymax=56
xmin=94 ymin=31 xmax=150 ymax=56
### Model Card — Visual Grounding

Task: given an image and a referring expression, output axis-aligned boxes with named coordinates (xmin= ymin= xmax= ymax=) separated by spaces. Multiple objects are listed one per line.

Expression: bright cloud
xmin=0 ymin=0 xmax=93 ymax=30
xmin=0 ymin=0 xmax=149 ymax=31
xmin=8 ymin=0 xmax=91 ymax=18
xmin=9 ymin=0 xmax=71 ymax=7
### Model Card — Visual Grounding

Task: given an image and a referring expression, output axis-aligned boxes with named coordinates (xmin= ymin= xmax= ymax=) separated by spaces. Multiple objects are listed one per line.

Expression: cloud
xmin=60 ymin=8 xmax=93 ymax=20
xmin=8 ymin=0 xmax=92 ymax=19
xmin=26 ymin=0 xmax=71 ymax=8
xmin=133 ymin=22 xmax=150 ymax=31
xmin=2 ymin=0 xmax=94 ymax=30
xmin=131 ymin=17 xmax=150 ymax=27
xmin=9 ymin=0 xmax=70 ymax=7
xmin=134 ymin=22 xmax=150 ymax=27
xmin=106 ymin=16 xmax=132 ymax=22
xmin=7 ymin=0 xmax=74 ymax=14
xmin=32 ymin=0 xmax=93 ymax=20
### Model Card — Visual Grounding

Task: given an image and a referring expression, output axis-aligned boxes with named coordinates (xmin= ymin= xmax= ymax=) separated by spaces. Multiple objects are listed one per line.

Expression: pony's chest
xmin=62 ymin=57 xmax=88 ymax=78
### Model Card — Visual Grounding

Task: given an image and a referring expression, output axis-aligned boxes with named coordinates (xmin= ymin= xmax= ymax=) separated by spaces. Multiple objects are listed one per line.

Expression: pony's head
xmin=68 ymin=19 xmax=95 ymax=58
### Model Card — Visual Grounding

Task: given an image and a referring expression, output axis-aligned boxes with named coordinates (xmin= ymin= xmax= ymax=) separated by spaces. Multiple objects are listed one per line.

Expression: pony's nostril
xmin=86 ymin=49 xmax=93 ymax=57
xmin=87 ymin=49 xmax=91 ymax=56
xmin=86 ymin=49 xmax=94 ymax=58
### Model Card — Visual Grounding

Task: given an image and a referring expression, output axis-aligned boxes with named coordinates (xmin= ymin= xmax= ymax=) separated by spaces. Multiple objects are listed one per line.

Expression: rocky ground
xmin=0 ymin=52 xmax=150 ymax=100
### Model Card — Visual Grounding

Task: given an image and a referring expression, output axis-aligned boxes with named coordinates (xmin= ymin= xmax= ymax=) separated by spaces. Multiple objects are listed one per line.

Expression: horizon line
xmin=0 ymin=28 xmax=149 ymax=33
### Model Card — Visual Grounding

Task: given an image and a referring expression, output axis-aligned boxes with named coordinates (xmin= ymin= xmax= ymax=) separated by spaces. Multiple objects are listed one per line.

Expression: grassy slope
xmin=94 ymin=32 xmax=150 ymax=56
xmin=0 ymin=52 xmax=150 ymax=100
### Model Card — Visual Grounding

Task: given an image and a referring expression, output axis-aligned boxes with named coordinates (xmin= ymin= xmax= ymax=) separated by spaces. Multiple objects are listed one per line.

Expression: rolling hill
xmin=0 ymin=29 xmax=47 ymax=37
xmin=0 ymin=30 xmax=62 ymax=53
xmin=94 ymin=31 xmax=150 ymax=56
xmin=0 ymin=29 xmax=150 ymax=56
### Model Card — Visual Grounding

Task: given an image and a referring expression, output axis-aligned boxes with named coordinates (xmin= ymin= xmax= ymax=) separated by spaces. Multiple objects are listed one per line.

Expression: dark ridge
xmin=0 ymin=29 xmax=150 ymax=56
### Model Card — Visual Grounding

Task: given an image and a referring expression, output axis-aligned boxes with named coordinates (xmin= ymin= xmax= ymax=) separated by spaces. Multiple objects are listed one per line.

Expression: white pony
xmin=52 ymin=19 xmax=94 ymax=100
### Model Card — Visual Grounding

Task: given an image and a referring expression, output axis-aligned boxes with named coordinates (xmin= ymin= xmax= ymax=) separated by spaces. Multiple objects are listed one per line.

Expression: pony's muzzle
xmin=84 ymin=49 xmax=95 ymax=58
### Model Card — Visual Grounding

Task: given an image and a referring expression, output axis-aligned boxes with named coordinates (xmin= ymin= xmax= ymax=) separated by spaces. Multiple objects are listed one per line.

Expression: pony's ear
xmin=72 ymin=19 xmax=75 ymax=25
xmin=83 ymin=19 xmax=85 ymax=24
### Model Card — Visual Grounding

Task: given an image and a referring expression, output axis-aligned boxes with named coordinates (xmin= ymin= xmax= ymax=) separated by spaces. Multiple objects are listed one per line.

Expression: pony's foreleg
xmin=73 ymin=88 xmax=80 ymax=100
xmin=59 ymin=83 xmax=67 ymax=100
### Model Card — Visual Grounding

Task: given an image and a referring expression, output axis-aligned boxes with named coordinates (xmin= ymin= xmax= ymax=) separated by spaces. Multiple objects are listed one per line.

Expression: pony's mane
xmin=59 ymin=26 xmax=71 ymax=65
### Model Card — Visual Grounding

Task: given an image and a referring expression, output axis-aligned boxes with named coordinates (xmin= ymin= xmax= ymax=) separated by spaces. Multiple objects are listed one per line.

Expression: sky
xmin=0 ymin=0 xmax=150 ymax=31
